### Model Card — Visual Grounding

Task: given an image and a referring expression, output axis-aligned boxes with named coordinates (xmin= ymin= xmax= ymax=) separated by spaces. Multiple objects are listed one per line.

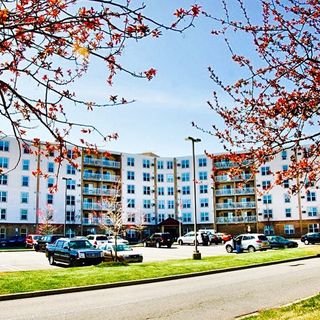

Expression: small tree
xmin=37 ymin=205 xmax=59 ymax=235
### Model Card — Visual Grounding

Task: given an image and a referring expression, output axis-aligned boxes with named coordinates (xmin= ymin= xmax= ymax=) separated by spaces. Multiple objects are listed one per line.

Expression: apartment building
xmin=0 ymin=136 xmax=319 ymax=240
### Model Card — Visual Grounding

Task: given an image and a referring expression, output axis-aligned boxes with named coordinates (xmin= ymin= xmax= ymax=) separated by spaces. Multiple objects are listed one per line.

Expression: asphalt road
xmin=0 ymin=257 xmax=319 ymax=320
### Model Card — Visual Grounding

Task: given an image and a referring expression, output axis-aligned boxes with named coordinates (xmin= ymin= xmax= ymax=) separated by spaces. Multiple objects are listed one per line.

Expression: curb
xmin=0 ymin=254 xmax=319 ymax=301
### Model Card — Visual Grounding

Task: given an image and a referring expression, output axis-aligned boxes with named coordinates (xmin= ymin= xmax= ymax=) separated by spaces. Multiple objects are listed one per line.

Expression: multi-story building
xmin=0 ymin=136 xmax=319 ymax=240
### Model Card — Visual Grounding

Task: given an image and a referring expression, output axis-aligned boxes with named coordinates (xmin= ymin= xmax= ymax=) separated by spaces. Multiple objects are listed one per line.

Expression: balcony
xmin=83 ymin=157 xmax=120 ymax=169
xmin=83 ymin=171 xmax=120 ymax=182
xmin=82 ymin=187 xmax=118 ymax=196
xmin=213 ymin=160 xmax=250 ymax=169
xmin=216 ymin=216 xmax=257 ymax=224
xmin=82 ymin=201 xmax=115 ymax=211
xmin=215 ymin=187 xmax=255 ymax=196
xmin=216 ymin=201 xmax=256 ymax=210
xmin=215 ymin=173 xmax=253 ymax=182
xmin=82 ymin=217 xmax=113 ymax=225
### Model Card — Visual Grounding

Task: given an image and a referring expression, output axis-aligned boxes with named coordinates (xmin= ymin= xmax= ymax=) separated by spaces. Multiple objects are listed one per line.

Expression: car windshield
xmin=111 ymin=244 xmax=131 ymax=251
xmin=258 ymin=235 xmax=268 ymax=241
xmin=34 ymin=236 xmax=42 ymax=240
xmin=96 ymin=236 xmax=108 ymax=241
xmin=69 ymin=240 xmax=93 ymax=249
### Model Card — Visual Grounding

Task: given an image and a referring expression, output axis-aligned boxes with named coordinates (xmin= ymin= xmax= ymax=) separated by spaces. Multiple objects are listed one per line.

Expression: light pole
xmin=186 ymin=136 xmax=201 ymax=260
xmin=62 ymin=177 xmax=72 ymax=237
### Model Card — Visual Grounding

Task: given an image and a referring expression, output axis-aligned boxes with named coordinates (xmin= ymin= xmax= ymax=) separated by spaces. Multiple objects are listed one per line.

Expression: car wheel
xmin=304 ymin=239 xmax=309 ymax=245
xmin=48 ymin=255 xmax=55 ymax=265
xmin=178 ymin=240 xmax=183 ymax=245
xmin=248 ymin=246 xmax=256 ymax=253
xmin=68 ymin=259 xmax=76 ymax=267
xmin=156 ymin=242 xmax=161 ymax=248
xmin=167 ymin=244 xmax=172 ymax=248
xmin=284 ymin=245 xmax=288 ymax=249
xmin=225 ymin=245 xmax=233 ymax=253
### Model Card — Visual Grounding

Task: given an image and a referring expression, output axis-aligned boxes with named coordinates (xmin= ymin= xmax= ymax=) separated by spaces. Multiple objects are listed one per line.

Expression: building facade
xmin=0 ymin=137 xmax=319 ymax=240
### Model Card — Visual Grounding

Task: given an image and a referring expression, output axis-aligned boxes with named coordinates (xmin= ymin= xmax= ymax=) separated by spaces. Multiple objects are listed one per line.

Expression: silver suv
xmin=225 ymin=233 xmax=270 ymax=253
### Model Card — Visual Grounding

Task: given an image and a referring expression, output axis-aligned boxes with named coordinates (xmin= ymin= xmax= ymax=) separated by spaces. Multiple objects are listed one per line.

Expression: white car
xmin=177 ymin=232 xmax=209 ymax=245
xmin=107 ymin=235 xmax=129 ymax=245
xmin=99 ymin=243 xmax=143 ymax=263
xmin=225 ymin=233 xmax=270 ymax=253
xmin=86 ymin=234 xmax=109 ymax=248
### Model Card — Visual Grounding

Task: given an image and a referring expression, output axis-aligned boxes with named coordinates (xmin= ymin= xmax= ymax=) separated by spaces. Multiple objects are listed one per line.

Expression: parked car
xmin=34 ymin=234 xmax=64 ymax=252
xmin=46 ymin=238 xmax=103 ymax=266
xmin=225 ymin=233 xmax=270 ymax=253
xmin=86 ymin=234 xmax=109 ymax=248
xmin=215 ymin=232 xmax=233 ymax=244
xmin=99 ymin=243 xmax=143 ymax=263
xmin=267 ymin=236 xmax=298 ymax=248
xmin=1 ymin=235 xmax=26 ymax=247
xmin=177 ymin=232 xmax=210 ymax=246
xmin=198 ymin=229 xmax=219 ymax=244
xmin=301 ymin=232 xmax=320 ymax=245
xmin=107 ymin=235 xmax=129 ymax=245
xmin=25 ymin=234 xmax=42 ymax=249
xmin=143 ymin=232 xmax=174 ymax=248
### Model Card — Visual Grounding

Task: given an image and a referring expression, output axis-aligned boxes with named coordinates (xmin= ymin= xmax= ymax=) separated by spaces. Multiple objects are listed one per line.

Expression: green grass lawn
xmin=0 ymin=247 xmax=318 ymax=295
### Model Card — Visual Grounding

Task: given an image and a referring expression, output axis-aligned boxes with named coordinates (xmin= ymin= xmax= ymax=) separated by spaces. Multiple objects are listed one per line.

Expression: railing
xmin=215 ymin=187 xmax=255 ymax=196
xmin=82 ymin=187 xmax=118 ymax=196
xmin=216 ymin=216 xmax=257 ymax=224
xmin=215 ymin=173 xmax=253 ymax=182
xmin=82 ymin=217 xmax=114 ymax=225
xmin=213 ymin=160 xmax=250 ymax=169
xmin=82 ymin=202 xmax=116 ymax=210
xmin=83 ymin=157 xmax=120 ymax=168
xmin=83 ymin=171 xmax=120 ymax=182
xmin=216 ymin=201 xmax=256 ymax=210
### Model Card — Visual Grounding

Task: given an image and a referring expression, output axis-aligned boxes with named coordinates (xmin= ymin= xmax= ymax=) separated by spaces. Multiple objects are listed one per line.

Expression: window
xmin=264 ymin=225 xmax=275 ymax=236
xmin=66 ymin=195 xmax=75 ymax=206
xmin=22 ymin=159 xmax=30 ymax=171
xmin=0 ymin=227 xmax=6 ymax=239
xmin=20 ymin=209 xmax=28 ymax=220
xmin=127 ymin=171 xmax=135 ymax=180
xmin=307 ymin=207 xmax=318 ymax=217
xmin=143 ymin=199 xmax=151 ymax=209
xmin=181 ymin=159 xmax=190 ymax=169
xmin=127 ymin=213 xmax=135 ymax=223
xmin=262 ymin=181 xmax=271 ymax=190
xmin=167 ymin=161 xmax=173 ymax=169
xmin=47 ymin=177 xmax=54 ymax=188
xmin=198 ymin=158 xmax=207 ymax=167
xmin=167 ymin=200 xmax=174 ymax=209
xmin=308 ymin=223 xmax=319 ymax=233
xmin=0 ymin=157 xmax=8 ymax=169
xmin=144 ymin=213 xmax=151 ymax=223
xmin=158 ymin=200 xmax=165 ymax=209
xmin=47 ymin=194 xmax=53 ymax=204
xmin=263 ymin=209 xmax=273 ymax=219
xmin=262 ymin=194 xmax=272 ymax=204
xmin=66 ymin=179 xmax=76 ymax=190
xmin=66 ymin=164 xmax=76 ymax=175
xmin=200 ymin=198 xmax=209 ymax=207
xmin=23 ymin=145 xmax=31 ymax=154
xmin=167 ymin=174 xmax=174 ymax=183
xmin=48 ymin=162 xmax=54 ymax=173
xmin=0 ymin=141 xmax=9 ymax=151
xmin=157 ymin=161 xmax=164 ymax=169
xmin=158 ymin=213 xmax=165 ymax=223
xmin=284 ymin=193 xmax=291 ymax=203
xmin=199 ymin=185 xmax=208 ymax=194
xmin=127 ymin=199 xmax=135 ymax=208
xmin=127 ymin=185 xmax=135 ymax=194
xmin=22 ymin=176 xmax=29 ymax=187
xmin=158 ymin=187 xmax=164 ymax=196
xmin=182 ymin=199 xmax=191 ymax=208
xmin=0 ymin=191 xmax=7 ymax=202
xmin=282 ymin=165 xmax=288 ymax=171
xmin=0 ymin=208 xmax=6 ymax=220
xmin=143 ymin=159 xmax=150 ymax=168
xmin=284 ymin=224 xmax=294 ymax=234
xmin=285 ymin=208 xmax=291 ymax=218
xmin=0 ymin=175 xmax=8 ymax=185
xmin=167 ymin=186 xmax=174 ymax=196
xmin=281 ymin=150 xmax=287 ymax=160
xmin=21 ymin=192 xmax=29 ymax=204
xmin=157 ymin=174 xmax=164 ymax=182
xmin=261 ymin=166 xmax=270 ymax=176
xmin=199 ymin=171 xmax=208 ymax=180
xmin=283 ymin=179 xmax=289 ymax=188
xmin=182 ymin=213 xmax=192 ymax=222
xmin=307 ymin=191 xmax=316 ymax=202
xmin=181 ymin=172 xmax=190 ymax=182
xmin=182 ymin=186 xmax=190 ymax=195
xmin=200 ymin=212 xmax=209 ymax=222
xmin=127 ymin=157 xmax=135 ymax=166
xmin=66 ymin=210 xmax=75 ymax=222
xmin=143 ymin=172 xmax=150 ymax=182
xmin=143 ymin=186 xmax=150 ymax=195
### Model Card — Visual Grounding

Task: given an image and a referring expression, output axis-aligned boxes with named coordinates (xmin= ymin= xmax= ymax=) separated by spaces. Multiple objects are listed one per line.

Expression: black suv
xmin=143 ymin=233 xmax=174 ymax=248
xmin=34 ymin=234 xmax=64 ymax=252
xmin=301 ymin=232 xmax=320 ymax=245
xmin=46 ymin=238 xmax=103 ymax=266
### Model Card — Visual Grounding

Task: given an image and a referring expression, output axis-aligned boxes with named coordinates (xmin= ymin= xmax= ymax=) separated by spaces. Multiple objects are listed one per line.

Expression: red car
xmin=25 ymin=234 xmax=42 ymax=249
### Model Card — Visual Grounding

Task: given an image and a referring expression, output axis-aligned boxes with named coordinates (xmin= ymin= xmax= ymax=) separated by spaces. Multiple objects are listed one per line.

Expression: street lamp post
xmin=62 ymin=177 xmax=72 ymax=237
xmin=186 ymin=136 xmax=201 ymax=260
